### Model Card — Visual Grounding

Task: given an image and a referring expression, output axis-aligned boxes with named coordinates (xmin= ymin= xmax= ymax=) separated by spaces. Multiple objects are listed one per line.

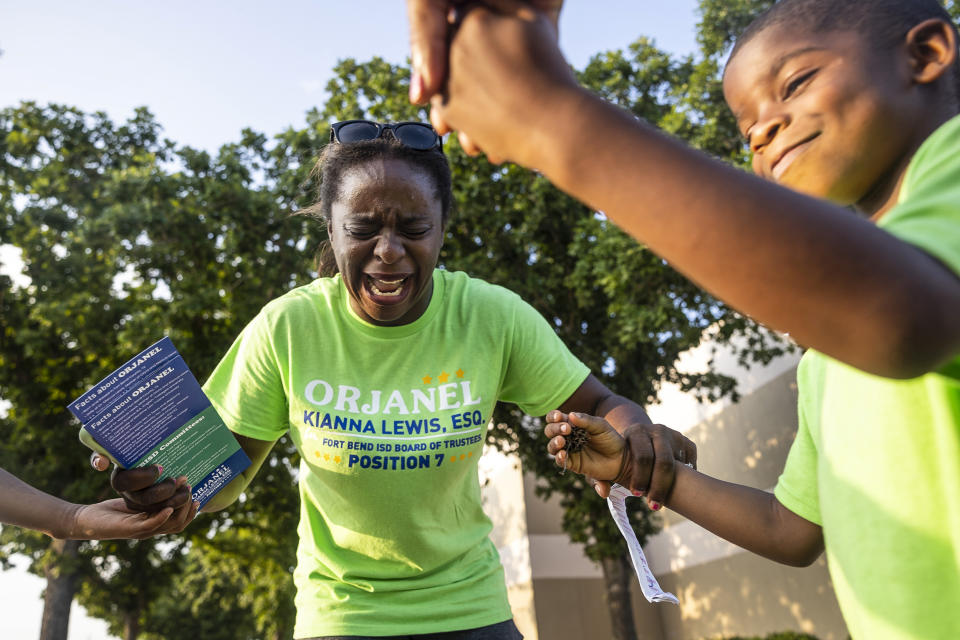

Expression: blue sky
xmin=0 ymin=2 xmax=702 ymax=637
xmin=2 ymin=1 xmax=701 ymax=152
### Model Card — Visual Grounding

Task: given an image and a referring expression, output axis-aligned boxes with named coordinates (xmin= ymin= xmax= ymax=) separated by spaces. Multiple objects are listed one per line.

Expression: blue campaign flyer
xmin=68 ymin=337 xmax=250 ymax=508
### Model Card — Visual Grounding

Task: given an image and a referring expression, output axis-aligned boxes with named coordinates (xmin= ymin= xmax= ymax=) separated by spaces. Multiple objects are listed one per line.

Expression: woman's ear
xmin=905 ymin=18 xmax=958 ymax=86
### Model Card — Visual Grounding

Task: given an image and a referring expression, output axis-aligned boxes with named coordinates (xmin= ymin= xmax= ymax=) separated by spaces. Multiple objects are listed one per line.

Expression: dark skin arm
xmin=556 ymin=374 xmax=697 ymax=503
xmin=548 ymin=412 xmax=823 ymax=567
xmin=0 ymin=467 xmax=186 ymax=540
xmin=431 ymin=6 xmax=960 ymax=378
xmin=200 ymin=435 xmax=275 ymax=512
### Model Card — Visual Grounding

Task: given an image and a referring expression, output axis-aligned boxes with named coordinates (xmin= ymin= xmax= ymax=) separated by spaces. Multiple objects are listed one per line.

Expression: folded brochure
xmin=69 ymin=337 xmax=250 ymax=509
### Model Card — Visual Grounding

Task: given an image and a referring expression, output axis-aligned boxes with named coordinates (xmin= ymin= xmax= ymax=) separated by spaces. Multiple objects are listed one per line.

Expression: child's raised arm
xmin=433 ymin=6 xmax=960 ymax=379
xmin=547 ymin=412 xmax=824 ymax=567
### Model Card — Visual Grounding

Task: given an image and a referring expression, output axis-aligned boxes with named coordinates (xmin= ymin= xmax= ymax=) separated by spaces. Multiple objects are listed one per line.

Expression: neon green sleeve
xmin=498 ymin=294 xmax=590 ymax=417
xmin=202 ymin=309 xmax=289 ymax=441
xmin=773 ymin=354 xmax=823 ymax=525
xmin=880 ymin=114 xmax=960 ymax=277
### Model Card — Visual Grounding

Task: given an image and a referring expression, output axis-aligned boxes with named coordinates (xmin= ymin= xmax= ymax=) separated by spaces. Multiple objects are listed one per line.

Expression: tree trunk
xmin=39 ymin=538 xmax=82 ymax=640
xmin=123 ymin=611 xmax=140 ymax=640
xmin=600 ymin=552 xmax=638 ymax=640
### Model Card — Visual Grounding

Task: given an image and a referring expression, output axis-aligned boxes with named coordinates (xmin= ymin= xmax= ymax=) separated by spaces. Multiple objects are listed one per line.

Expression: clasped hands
xmin=89 ymin=453 xmax=198 ymax=535
xmin=545 ymin=411 xmax=695 ymax=510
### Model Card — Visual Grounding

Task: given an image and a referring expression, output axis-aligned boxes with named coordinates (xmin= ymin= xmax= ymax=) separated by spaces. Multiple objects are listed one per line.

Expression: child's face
xmin=723 ymin=25 xmax=918 ymax=210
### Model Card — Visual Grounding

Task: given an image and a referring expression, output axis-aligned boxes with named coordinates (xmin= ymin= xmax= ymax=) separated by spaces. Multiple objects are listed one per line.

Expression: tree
xmin=0 ymin=104 xmax=181 ymax=640
xmin=0 ymin=104 xmax=312 ymax=639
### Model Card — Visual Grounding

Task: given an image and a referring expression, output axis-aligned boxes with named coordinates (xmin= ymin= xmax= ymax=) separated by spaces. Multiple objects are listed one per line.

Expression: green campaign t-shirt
xmin=203 ymin=269 xmax=590 ymax=638
xmin=774 ymin=114 xmax=960 ymax=639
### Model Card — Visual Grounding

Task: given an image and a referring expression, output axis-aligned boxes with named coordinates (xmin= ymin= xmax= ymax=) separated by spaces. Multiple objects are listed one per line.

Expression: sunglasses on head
xmin=329 ymin=120 xmax=443 ymax=151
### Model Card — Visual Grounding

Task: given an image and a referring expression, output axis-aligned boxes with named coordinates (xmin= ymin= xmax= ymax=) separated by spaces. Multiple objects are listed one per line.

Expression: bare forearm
xmin=200 ymin=434 xmax=275 ymax=512
xmin=666 ymin=464 xmax=823 ymax=567
xmin=0 ymin=468 xmax=80 ymax=538
xmin=534 ymin=87 xmax=960 ymax=377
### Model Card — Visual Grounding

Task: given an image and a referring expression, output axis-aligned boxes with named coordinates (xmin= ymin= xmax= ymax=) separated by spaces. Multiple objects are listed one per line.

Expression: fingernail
xmin=561 ymin=423 xmax=569 ymax=434
xmin=595 ymin=485 xmax=604 ymax=497
xmin=156 ymin=465 xmax=163 ymax=475
xmin=649 ymin=501 xmax=661 ymax=511
xmin=632 ymin=489 xmax=644 ymax=497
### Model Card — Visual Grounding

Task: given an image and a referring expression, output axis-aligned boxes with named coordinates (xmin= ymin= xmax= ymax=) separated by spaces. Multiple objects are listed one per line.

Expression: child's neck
xmin=858 ymin=108 xmax=959 ymax=223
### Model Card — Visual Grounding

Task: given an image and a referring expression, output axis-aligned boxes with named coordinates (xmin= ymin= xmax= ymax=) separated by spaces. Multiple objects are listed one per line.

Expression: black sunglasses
xmin=329 ymin=120 xmax=443 ymax=151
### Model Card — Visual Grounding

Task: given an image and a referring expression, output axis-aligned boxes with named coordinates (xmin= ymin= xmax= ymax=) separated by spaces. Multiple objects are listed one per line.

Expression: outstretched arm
xmin=0 ymin=467 xmax=188 ymax=540
xmin=433 ymin=6 xmax=960 ymax=378
xmin=547 ymin=413 xmax=823 ymax=567
xmin=668 ymin=464 xmax=824 ymax=567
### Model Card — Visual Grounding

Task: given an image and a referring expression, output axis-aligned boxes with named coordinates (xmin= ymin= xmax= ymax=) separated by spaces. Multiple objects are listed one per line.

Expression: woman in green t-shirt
xmin=101 ymin=121 xmax=693 ymax=639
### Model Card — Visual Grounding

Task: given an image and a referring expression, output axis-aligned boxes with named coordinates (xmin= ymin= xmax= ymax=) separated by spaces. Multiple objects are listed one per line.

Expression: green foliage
xmin=950 ymin=1 xmax=960 ymax=23
xmin=695 ymin=0 xmax=774 ymax=58
xmin=0 ymin=103 xmax=309 ymax=637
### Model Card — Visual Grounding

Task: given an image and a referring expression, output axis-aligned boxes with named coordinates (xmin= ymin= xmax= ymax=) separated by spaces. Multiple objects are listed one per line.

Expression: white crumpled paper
xmin=606 ymin=484 xmax=679 ymax=605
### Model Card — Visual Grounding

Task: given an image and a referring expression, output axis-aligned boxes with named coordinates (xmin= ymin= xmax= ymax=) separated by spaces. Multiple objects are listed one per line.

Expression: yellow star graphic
xmin=467 ymin=451 xmax=474 ymax=457
xmin=438 ymin=371 xmax=450 ymax=383
xmin=459 ymin=454 xmax=466 ymax=461
xmin=422 ymin=375 xmax=433 ymax=384
xmin=449 ymin=456 xmax=457 ymax=463
xmin=324 ymin=453 xmax=330 ymax=461
xmin=334 ymin=456 xmax=341 ymax=464
xmin=314 ymin=451 xmax=321 ymax=457
xmin=455 ymin=368 xmax=465 ymax=378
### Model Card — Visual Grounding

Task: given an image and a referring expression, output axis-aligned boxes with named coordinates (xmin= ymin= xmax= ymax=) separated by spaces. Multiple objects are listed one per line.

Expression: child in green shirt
xmin=411 ymin=0 xmax=960 ymax=637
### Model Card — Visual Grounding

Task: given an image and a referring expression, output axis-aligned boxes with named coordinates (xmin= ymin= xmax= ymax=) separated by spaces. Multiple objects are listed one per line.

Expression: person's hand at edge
xmin=617 ymin=422 xmax=696 ymax=509
xmin=429 ymin=3 xmax=578 ymax=164
xmin=407 ymin=0 xmax=563 ymax=103
xmin=408 ymin=1 xmax=564 ymax=157
xmin=90 ymin=453 xmax=195 ymax=524
xmin=67 ymin=497 xmax=197 ymax=540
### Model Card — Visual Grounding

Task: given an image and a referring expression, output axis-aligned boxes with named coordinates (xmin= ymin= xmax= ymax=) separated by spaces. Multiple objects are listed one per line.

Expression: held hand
xmin=407 ymin=0 xmax=564 ymax=103
xmin=546 ymin=413 xmax=697 ymax=507
xmin=617 ymin=423 xmax=697 ymax=509
xmin=69 ymin=497 xmax=198 ymax=540
xmin=545 ymin=411 xmax=629 ymax=485
xmin=111 ymin=465 xmax=193 ymax=514
xmin=90 ymin=455 xmax=196 ymax=527
xmin=430 ymin=3 xmax=578 ymax=165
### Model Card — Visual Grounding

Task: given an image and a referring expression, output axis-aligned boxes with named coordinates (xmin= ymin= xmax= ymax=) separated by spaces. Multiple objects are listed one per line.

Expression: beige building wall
xmin=481 ymin=336 xmax=851 ymax=639
xmin=643 ymin=364 xmax=848 ymax=640
xmin=480 ymin=447 xmax=540 ymax=640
